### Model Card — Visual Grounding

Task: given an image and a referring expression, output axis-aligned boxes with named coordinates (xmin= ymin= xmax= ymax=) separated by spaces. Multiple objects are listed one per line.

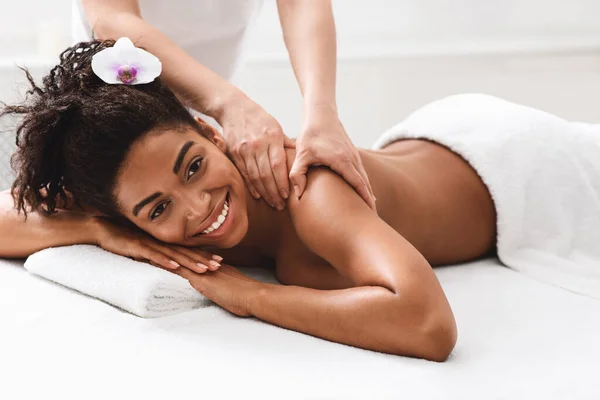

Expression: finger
xmin=257 ymin=150 xmax=284 ymax=209
xmin=283 ymin=136 xmax=296 ymax=149
xmin=136 ymin=245 xmax=181 ymax=271
xmin=230 ymin=151 xmax=261 ymax=199
xmin=269 ymin=144 xmax=290 ymax=200
xmin=289 ymin=154 xmax=309 ymax=199
xmin=173 ymin=245 xmax=223 ymax=272
xmin=171 ymin=265 xmax=198 ymax=281
xmin=244 ymin=155 xmax=275 ymax=207
xmin=331 ymin=160 xmax=376 ymax=211
xmin=148 ymin=243 xmax=211 ymax=273
xmin=354 ymin=160 xmax=378 ymax=210
xmin=349 ymin=152 xmax=377 ymax=209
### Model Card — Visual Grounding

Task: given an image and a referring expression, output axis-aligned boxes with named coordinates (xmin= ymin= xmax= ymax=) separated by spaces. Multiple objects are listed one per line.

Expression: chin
xmin=190 ymin=188 xmax=249 ymax=249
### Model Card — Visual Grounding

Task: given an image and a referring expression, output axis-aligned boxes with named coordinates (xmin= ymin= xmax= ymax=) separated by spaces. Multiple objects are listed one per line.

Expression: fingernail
xmin=170 ymin=260 xmax=180 ymax=268
xmin=209 ymin=260 xmax=221 ymax=269
xmin=212 ymin=255 xmax=223 ymax=262
xmin=276 ymin=203 xmax=284 ymax=211
xmin=197 ymin=263 xmax=208 ymax=271
xmin=281 ymin=189 xmax=289 ymax=199
xmin=294 ymin=185 xmax=301 ymax=198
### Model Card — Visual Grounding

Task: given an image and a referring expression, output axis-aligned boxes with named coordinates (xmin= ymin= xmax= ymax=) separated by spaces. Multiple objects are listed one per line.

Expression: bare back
xmin=269 ymin=139 xmax=497 ymax=289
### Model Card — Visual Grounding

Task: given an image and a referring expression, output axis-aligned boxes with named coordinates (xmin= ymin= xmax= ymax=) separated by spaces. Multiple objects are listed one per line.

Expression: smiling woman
xmin=1 ymin=39 xmax=514 ymax=361
xmin=117 ymin=123 xmax=250 ymax=249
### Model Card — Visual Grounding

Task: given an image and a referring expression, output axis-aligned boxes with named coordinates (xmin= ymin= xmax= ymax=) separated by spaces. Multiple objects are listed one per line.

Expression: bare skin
xmin=1 ymin=118 xmax=495 ymax=360
xmin=99 ymin=118 xmax=496 ymax=360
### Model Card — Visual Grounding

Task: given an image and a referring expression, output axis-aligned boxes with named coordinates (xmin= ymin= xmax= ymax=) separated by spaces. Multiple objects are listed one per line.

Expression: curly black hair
xmin=1 ymin=39 xmax=203 ymax=219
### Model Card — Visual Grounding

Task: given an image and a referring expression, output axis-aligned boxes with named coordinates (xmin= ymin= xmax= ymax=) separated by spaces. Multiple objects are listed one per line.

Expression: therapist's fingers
xmin=269 ymin=143 xmax=290 ymax=201
xmin=256 ymin=150 xmax=284 ymax=210
xmin=330 ymin=158 xmax=377 ymax=211
xmin=244 ymin=156 xmax=272 ymax=206
xmin=230 ymin=151 xmax=260 ymax=199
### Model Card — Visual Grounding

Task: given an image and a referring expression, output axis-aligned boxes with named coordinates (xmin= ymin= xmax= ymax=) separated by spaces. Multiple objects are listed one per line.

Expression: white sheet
xmin=1 ymin=256 xmax=599 ymax=399
xmin=373 ymin=93 xmax=600 ymax=300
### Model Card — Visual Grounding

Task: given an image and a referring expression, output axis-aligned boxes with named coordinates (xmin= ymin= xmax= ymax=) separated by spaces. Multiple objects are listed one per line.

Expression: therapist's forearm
xmin=82 ymin=4 xmax=241 ymax=120
xmin=277 ymin=0 xmax=338 ymax=111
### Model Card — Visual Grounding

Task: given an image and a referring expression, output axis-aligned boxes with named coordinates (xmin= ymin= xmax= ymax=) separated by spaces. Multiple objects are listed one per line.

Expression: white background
xmin=1 ymin=0 xmax=600 ymax=160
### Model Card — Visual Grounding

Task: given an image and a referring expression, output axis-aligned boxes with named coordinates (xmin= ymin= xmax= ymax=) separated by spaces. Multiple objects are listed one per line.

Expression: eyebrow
xmin=133 ymin=192 xmax=162 ymax=217
xmin=132 ymin=140 xmax=196 ymax=217
xmin=173 ymin=140 xmax=195 ymax=175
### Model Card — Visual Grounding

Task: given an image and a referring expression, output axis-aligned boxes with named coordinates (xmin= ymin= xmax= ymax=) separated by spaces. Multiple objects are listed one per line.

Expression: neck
xmin=238 ymin=187 xmax=285 ymax=255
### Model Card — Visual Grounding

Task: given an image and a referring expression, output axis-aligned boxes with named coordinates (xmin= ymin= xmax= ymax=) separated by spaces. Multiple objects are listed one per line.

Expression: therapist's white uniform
xmin=71 ymin=0 xmax=264 ymax=86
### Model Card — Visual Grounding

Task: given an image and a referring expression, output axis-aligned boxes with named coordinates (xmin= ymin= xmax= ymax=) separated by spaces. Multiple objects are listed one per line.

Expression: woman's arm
xmin=251 ymin=168 xmax=457 ymax=361
xmin=176 ymin=168 xmax=456 ymax=360
xmin=0 ymin=190 xmax=97 ymax=258
xmin=276 ymin=0 xmax=376 ymax=209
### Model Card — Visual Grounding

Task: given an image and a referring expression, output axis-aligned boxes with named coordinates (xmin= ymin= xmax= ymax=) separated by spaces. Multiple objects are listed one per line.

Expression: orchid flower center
xmin=117 ymin=65 xmax=137 ymax=84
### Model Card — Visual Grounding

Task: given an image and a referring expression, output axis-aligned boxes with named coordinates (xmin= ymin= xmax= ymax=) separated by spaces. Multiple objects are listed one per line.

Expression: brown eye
xmin=187 ymin=158 xmax=203 ymax=180
xmin=150 ymin=201 xmax=170 ymax=220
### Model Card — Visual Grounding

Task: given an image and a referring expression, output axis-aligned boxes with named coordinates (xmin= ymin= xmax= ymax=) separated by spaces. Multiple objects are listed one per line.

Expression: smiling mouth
xmin=193 ymin=193 xmax=230 ymax=237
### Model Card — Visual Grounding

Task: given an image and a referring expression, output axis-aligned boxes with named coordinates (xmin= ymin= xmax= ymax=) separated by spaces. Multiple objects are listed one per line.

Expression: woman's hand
xmin=174 ymin=264 xmax=261 ymax=317
xmin=218 ymin=93 xmax=295 ymax=211
xmin=90 ymin=216 xmax=222 ymax=273
xmin=290 ymin=105 xmax=377 ymax=211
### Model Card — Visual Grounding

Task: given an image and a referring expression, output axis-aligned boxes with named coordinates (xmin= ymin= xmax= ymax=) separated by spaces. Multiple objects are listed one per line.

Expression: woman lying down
xmin=2 ymin=39 xmax=599 ymax=362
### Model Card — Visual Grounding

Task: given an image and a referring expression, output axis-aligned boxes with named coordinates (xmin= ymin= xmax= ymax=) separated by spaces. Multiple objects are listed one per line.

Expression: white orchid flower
xmin=91 ymin=37 xmax=162 ymax=85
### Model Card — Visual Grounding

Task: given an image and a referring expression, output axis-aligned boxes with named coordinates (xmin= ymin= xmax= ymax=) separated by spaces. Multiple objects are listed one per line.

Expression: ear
xmin=195 ymin=117 xmax=227 ymax=153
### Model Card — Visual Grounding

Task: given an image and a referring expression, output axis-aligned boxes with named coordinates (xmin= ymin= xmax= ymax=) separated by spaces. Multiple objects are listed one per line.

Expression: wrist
xmin=207 ymin=87 xmax=247 ymax=125
xmin=247 ymin=282 xmax=273 ymax=317
xmin=304 ymin=101 xmax=338 ymax=120
xmin=85 ymin=215 xmax=105 ymax=246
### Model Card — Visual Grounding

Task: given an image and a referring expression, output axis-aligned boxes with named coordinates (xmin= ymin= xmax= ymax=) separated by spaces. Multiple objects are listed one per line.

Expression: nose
xmin=184 ymin=191 xmax=210 ymax=220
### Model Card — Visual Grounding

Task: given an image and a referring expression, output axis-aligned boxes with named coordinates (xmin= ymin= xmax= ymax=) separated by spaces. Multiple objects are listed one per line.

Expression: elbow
xmin=417 ymin=312 xmax=457 ymax=362
xmin=388 ymin=297 xmax=458 ymax=362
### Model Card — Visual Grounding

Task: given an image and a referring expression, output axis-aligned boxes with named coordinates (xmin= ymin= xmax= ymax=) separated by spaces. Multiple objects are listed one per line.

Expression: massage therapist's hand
xmin=218 ymin=93 xmax=295 ymax=210
xmin=290 ymin=105 xmax=377 ymax=211
xmin=174 ymin=264 xmax=260 ymax=317
xmin=89 ymin=216 xmax=223 ymax=274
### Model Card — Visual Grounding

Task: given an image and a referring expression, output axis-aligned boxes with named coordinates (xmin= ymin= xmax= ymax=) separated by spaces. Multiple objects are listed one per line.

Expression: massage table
xmin=1 ymin=256 xmax=598 ymax=399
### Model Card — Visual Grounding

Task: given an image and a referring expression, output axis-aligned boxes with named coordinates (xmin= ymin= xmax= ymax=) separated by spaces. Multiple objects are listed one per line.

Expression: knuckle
xmin=250 ymin=139 xmax=262 ymax=151
xmin=270 ymin=156 xmax=286 ymax=169
xmin=235 ymin=141 xmax=249 ymax=155
xmin=266 ymin=129 xmax=282 ymax=139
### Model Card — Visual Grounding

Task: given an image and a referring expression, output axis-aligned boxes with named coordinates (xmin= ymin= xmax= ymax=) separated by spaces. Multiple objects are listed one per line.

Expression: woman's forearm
xmin=277 ymin=0 xmax=337 ymax=110
xmin=0 ymin=192 xmax=97 ymax=258
xmin=82 ymin=0 xmax=241 ymax=120
xmin=249 ymin=282 xmax=456 ymax=361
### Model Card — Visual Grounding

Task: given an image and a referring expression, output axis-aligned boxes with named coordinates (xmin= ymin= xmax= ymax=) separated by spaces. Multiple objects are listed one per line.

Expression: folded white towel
xmin=373 ymin=93 xmax=600 ymax=299
xmin=24 ymin=245 xmax=208 ymax=317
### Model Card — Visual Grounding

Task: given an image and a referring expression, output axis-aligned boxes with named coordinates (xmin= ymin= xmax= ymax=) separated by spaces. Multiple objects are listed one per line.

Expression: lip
xmin=191 ymin=192 xmax=232 ymax=239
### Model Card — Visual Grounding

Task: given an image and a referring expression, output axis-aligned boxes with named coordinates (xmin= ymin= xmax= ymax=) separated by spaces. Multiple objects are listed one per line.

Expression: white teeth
xmin=201 ymin=198 xmax=230 ymax=235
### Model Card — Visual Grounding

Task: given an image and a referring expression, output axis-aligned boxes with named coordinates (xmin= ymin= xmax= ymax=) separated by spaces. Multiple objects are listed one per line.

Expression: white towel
xmin=25 ymin=245 xmax=278 ymax=318
xmin=373 ymin=93 xmax=600 ymax=299
xmin=24 ymin=245 xmax=208 ymax=317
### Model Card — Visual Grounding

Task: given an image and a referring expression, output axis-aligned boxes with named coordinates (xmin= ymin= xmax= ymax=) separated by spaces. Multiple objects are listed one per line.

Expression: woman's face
xmin=114 ymin=119 xmax=249 ymax=248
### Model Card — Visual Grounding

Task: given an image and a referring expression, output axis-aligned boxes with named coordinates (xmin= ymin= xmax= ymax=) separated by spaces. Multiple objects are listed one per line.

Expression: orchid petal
xmin=91 ymin=37 xmax=162 ymax=85
xmin=91 ymin=46 xmax=121 ymax=84
xmin=131 ymin=50 xmax=162 ymax=84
